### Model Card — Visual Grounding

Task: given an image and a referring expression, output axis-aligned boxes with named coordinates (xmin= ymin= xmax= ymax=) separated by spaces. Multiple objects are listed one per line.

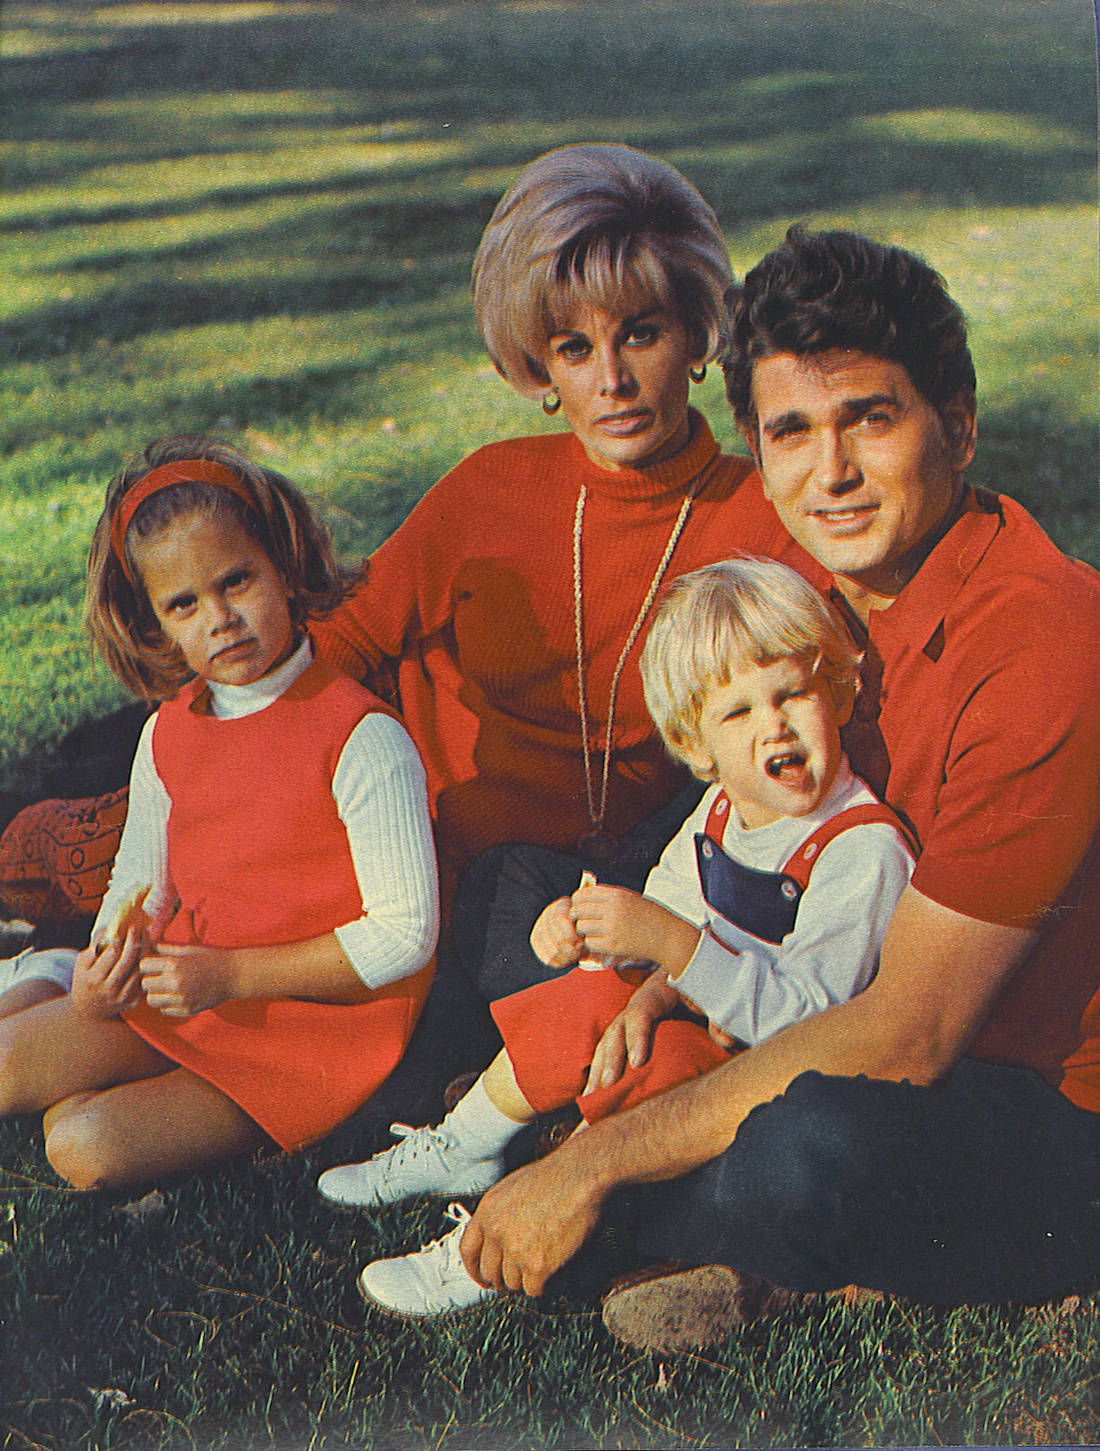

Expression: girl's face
xmin=541 ymin=303 xmax=701 ymax=472
xmin=134 ymin=510 xmax=295 ymax=688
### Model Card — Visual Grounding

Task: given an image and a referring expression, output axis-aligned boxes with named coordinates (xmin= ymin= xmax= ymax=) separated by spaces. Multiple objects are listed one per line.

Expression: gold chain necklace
xmin=573 ymin=478 xmax=698 ymax=858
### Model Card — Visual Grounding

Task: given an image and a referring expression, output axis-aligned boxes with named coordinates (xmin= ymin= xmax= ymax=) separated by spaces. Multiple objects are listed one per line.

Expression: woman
xmin=312 ymin=142 xmax=818 ymax=903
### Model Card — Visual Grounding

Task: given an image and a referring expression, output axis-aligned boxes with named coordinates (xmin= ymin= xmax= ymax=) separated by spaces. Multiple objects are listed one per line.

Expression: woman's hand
xmin=139 ymin=944 xmax=237 ymax=1019
xmin=71 ymin=929 xmax=146 ymax=1019
xmin=582 ymin=970 xmax=680 ymax=1095
xmin=530 ymin=897 xmax=585 ymax=968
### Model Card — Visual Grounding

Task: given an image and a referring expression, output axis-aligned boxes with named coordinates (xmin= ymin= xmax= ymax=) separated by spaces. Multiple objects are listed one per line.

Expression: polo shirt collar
xmin=856 ymin=487 xmax=1004 ymax=652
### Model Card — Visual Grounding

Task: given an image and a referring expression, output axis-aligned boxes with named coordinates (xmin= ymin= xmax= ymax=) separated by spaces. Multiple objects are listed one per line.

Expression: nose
xmin=595 ymin=344 xmax=636 ymax=398
xmin=204 ymin=595 xmax=238 ymax=634
xmin=814 ymin=429 xmax=860 ymax=494
xmin=760 ymin=700 xmax=794 ymax=740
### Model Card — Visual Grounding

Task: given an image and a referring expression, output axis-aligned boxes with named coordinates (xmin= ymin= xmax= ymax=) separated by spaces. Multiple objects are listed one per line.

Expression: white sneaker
xmin=357 ymin=1202 xmax=499 ymax=1317
xmin=317 ymin=1122 xmax=504 ymax=1209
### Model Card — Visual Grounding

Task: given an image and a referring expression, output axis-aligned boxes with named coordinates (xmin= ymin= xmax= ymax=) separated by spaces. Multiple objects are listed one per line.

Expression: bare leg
xmin=0 ymin=995 xmax=171 ymax=1117
xmin=44 ymin=1067 xmax=265 ymax=1191
xmin=0 ymin=979 xmax=65 ymax=1020
xmin=481 ymin=1050 xmax=535 ymax=1124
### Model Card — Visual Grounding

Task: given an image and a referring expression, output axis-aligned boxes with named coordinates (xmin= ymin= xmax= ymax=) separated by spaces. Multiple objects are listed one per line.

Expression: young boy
xmin=324 ymin=558 xmax=915 ymax=1315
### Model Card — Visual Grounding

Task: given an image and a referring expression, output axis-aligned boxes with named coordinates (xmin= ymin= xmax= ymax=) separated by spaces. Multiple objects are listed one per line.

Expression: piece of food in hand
xmin=575 ymin=870 xmax=609 ymax=971
xmin=102 ymin=886 xmax=153 ymax=946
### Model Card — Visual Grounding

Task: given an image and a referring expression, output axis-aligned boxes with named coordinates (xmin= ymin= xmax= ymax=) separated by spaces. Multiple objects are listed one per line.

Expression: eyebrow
xmin=155 ymin=559 xmax=251 ymax=612
xmin=761 ymin=390 xmax=901 ymax=438
xmin=548 ymin=308 xmax=663 ymax=341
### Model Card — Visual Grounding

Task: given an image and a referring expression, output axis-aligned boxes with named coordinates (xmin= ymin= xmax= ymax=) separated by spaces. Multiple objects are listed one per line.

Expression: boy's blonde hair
xmin=641 ymin=556 xmax=860 ymax=768
xmin=472 ymin=143 xmax=732 ymax=396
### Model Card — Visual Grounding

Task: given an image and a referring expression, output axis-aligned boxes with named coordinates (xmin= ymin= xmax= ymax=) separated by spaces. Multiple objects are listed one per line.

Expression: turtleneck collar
xmin=564 ymin=407 xmax=723 ymax=504
xmin=204 ymin=635 xmax=312 ymax=720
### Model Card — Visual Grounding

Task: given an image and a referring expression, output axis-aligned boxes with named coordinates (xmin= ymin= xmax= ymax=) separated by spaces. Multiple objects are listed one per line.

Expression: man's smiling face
xmin=747 ymin=349 xmax=976 ymax=612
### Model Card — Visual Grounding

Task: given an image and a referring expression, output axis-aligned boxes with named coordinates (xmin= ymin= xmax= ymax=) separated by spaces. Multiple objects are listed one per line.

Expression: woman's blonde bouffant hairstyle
xmin=85 ymin=436 xmax=361 ymax=701
xmin=472 ymin=143 xmax=733 ymax=397
xmin=641 ymin=556 xmax=861 ymax=774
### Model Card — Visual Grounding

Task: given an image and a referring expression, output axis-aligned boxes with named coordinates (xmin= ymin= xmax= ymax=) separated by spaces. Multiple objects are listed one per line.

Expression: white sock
xmin=440 ymin=1074 xmax=524 ymax=1159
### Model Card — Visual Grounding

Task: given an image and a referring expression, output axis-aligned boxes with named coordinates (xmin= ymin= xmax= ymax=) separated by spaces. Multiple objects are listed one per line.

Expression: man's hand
xmin=140 ymin=943 xmax=237 ymax=1018
xmin=583 ymin=970 xmax=680 ymax=1094
xmin=71 ymin=930 xmax=146 ymax=1019
xmin=530 ymin=896 xmax=584 ymax=968
xmin=571 ymin=884 xmax=700 ymax=974
xmin=459 ymin=1146 xmax=607 ymax=1297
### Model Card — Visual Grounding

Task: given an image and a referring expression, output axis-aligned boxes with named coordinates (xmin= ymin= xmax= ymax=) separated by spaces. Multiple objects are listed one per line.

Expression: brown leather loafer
xmin=601 ymin=1262 xmax=799 ymax=1353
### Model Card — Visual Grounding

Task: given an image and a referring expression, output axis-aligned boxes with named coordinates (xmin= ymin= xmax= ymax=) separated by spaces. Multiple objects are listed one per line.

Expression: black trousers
xmin=622 ymin=1060 xmax=1100 ymax=1304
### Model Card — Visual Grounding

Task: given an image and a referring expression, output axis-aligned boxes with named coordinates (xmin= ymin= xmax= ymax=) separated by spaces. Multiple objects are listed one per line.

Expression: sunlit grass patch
xmin=855 ymin=108 xmax=1091 ymax=151
xmin=2 ymin=137 xmax=468 ymax=228
xmin=14 ymin=1 xmax=340 ymax=27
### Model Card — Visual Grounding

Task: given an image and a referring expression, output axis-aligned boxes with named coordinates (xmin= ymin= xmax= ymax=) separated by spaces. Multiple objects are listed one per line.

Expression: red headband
xmin=110 ymin=459 xmax=255 ymax=584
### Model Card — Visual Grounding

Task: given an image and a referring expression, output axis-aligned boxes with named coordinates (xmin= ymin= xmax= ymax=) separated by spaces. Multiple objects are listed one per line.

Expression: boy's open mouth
xmin=765 ymin=750 xmax=807 ymax=780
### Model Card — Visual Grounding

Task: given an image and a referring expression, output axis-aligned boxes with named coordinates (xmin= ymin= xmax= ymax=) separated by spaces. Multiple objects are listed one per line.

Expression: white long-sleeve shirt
xmin=92 ymin=639 xmax=439 ymax=989
xmin=643 ymin=763 xmax=913 ymax=1046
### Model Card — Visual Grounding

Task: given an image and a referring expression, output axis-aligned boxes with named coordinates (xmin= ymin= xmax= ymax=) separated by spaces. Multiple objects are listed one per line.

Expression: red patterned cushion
xmin=0 ymin=789 xmax=128 ymax=927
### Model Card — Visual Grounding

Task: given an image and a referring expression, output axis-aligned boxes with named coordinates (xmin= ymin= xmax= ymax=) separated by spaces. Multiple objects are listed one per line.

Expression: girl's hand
xmin=140 ymin=944 xmax=236 ymax=1019
xmin=530 ymin=897 xmax=585 ymax=968
xmin=582 ymin=970 xmax=680 ymax=1095
xmin=72 ymin=929 xmax=146 ymax=1019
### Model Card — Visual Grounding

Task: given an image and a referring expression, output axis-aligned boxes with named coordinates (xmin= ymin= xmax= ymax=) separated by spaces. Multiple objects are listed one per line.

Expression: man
xmin=456 ymin=226 xmax=1100 ymax=1347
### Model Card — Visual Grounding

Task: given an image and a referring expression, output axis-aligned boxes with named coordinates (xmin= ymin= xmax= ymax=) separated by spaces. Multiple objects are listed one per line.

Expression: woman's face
xmin=542 ymin=303 xmax=701 ymax=471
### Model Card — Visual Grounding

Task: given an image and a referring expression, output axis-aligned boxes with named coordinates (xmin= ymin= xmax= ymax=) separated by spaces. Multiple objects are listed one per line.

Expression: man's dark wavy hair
xmin=723 ymin=225 xmax=976 ymax=429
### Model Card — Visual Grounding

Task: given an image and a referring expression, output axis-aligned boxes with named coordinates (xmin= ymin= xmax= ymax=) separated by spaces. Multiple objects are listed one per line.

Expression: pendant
xmin=577 ymin=828 xmax=618 ymax=867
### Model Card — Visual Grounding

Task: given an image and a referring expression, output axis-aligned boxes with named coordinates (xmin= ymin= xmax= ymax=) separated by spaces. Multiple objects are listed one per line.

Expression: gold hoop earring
xmin=688 ymin=364 xmax=707 ymax=384
xmin=542 ymin=389 xmax=561 ymax=415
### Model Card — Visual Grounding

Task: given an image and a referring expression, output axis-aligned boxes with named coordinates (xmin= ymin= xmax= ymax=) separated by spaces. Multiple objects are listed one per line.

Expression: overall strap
xmin=703 ymin=789 xmax=732 ymax=842
xmin=781 ymin=802 xmax=916 ymax=892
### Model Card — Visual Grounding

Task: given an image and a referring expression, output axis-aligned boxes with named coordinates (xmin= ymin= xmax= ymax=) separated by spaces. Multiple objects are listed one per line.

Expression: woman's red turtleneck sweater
xmin=313 ymin=412 xmax=821 ymax=886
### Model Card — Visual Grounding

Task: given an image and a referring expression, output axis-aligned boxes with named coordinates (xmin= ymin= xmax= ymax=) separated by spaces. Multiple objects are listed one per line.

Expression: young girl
xmin=0 ymin=438 xmax=438 ymax=1190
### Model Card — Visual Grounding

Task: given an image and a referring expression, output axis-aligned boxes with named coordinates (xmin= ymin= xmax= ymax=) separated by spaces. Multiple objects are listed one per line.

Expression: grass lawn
xmin=1 ymin=1 xmax=1098 ymax=1447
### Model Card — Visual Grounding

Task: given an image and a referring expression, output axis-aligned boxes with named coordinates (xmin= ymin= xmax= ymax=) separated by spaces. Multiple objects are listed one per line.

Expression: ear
xmin=940 ymin=388 xmax=977 ymax=472
xmin=671 ymin=732 xmax=718 ymax=783
xmin=743 ymin=420 xmax=760 ymax=470
xmin=830 ymin=677 xmax=857 ymax=729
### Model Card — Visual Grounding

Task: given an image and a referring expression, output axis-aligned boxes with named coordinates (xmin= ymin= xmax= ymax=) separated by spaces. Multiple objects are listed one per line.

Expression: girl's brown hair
xmin=85 ymin=436 xmax=361 ymax=700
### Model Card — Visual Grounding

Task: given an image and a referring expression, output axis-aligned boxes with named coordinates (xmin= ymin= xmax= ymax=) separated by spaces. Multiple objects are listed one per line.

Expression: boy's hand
xmin=530 ymin=897 xmax=585 ymax=968
xmin=140 ymin=944 xmax=236 ymax=1018
xmin=72 ymin=929 xmax=146 ymax=1019
xmin=582 ymin=970 xmax=681 ymax=1095
xmin=570 ymin=884 xmax=700 ymax=974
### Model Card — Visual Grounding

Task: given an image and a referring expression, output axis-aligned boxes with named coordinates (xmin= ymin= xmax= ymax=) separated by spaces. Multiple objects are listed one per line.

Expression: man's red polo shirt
xmin=841 ymin=488 xmax=1100 ymax=1112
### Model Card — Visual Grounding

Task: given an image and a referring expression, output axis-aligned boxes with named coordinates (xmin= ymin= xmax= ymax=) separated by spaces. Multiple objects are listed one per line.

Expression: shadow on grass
xmin=3 ymin=137 xmax=1095 ymax=367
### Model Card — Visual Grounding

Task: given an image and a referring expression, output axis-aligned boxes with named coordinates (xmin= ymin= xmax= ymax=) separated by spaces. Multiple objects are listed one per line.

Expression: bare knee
xmin=44 ymin=1095 xmax=135 ymax=1192
xmin=0 ymin=979 xmax=65 ymax=1022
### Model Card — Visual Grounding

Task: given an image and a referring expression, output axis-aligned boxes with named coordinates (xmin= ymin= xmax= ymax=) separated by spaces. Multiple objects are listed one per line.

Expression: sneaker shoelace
xmin=417 ymin=1202 xmax=473 ymax=1279
xmin=384 ymin=1122 xmax=450 ymax=1168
